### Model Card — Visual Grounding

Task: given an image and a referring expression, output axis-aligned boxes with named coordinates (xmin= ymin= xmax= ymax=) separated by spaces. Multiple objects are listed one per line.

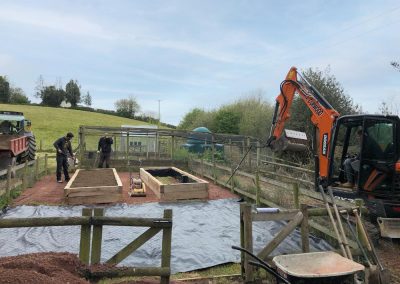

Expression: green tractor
xmin=0 ymin=111 xmax=36 ymax=171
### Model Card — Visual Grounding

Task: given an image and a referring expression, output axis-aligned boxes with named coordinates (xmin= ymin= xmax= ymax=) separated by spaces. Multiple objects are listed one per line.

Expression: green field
xmin=0 ymin=103 xmax=151 ymax=150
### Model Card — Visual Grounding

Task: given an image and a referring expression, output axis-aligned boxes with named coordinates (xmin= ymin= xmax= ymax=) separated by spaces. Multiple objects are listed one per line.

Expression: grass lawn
xmin=0 ymin=104 xmax=151 ymax=150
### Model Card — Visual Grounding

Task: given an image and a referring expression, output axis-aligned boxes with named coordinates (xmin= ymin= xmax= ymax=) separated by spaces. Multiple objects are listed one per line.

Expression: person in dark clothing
xmin=53 ymin=132 xmax=74 ymax=183
xmin=97 ymin=133 xmax=113 ymax=168
xmin=342 ymin=128 xmax=381 ymax=188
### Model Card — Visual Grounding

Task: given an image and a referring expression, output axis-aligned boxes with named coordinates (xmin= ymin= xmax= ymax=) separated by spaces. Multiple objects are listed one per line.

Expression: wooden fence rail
xmin=239 ymin=203 xmax=362 ymax=282
xmin=0 ymin=208 xmax=173 ymax=284
xmin=0 ymin=154 xmax=49 ymax=200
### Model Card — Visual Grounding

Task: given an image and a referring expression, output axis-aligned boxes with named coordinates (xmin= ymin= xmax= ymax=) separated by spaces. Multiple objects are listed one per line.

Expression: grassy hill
xmin=0 ymin=104 xmax=152 ymax=150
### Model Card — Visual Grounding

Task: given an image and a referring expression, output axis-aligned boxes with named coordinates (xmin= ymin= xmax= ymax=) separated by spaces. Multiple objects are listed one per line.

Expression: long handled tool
xmin=327 ymin=186 xmax=353 ymax=260
xmin=340 ymin=211 xmax=380 ymax=284
xmin=353 ymin=209 xmax=391 ymax=284
xmin=319 ymin=185 xmax=348 ymax=257
xmin=93 ymin=151 xmax=100 ymax=168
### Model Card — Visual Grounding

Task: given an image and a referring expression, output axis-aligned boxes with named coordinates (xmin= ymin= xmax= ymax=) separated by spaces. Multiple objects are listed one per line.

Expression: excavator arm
xmin=267 ymin=67 xmax=340 ymax=179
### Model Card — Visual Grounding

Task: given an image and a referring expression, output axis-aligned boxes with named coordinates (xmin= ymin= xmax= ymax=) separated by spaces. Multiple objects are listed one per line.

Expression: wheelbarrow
xmin=233 ymin=246 xmax=364 ymax=284
xmin=272 ymin=251 xmax=364 ymax=284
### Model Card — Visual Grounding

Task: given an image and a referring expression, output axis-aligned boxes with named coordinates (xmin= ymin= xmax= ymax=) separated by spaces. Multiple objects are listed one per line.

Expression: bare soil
xmin=0 ymin=252 xmax=88 ymax=284
xmin=72 ymin=169 xmax=117 ymax=187
xmin=12 ymin=172 xmax=238 ymax=206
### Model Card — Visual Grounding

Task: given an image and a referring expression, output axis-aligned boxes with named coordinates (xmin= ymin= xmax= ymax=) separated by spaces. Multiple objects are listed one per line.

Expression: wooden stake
xmin=91 ymin=208 xmax=104 ymax=265
xmin=6 ymin=165 xmax=12 ymax=198
xmin=161 ymin=209 xmax=172 ymax=284
xmin=79 ymin=208 xmax=92 ymax=264
xmin=300 ymin=204 xmax=310 ymax=253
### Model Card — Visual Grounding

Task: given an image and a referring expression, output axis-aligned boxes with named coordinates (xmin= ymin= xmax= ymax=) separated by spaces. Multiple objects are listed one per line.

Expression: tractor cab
xmin=0 ymin=111 xmax=26 ymax=135
xmin=328 ymin=114 xmax=400 ymax=218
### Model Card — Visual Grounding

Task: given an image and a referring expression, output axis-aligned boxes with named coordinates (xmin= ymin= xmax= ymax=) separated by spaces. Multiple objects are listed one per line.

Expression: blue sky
xmin=1 ymin=0 xmax=399 ymax=125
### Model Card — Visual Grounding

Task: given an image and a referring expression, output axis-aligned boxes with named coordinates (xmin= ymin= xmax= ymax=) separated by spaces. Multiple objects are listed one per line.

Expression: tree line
xmin=0 ymin=75 xmax=175 ymax=127
xmin=178 ymin=67 xmax=366 ymax=140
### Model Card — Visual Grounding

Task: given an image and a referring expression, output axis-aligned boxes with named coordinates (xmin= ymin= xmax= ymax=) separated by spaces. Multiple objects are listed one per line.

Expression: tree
xmin=40 ymin=86 xmax=65 ymax=107
xmin=9 ymin=87 xmax=30 ymax=104
xmin=0 ymin=76 xmax=10 ymax=103
xmin=214 ymin=108 xmax=241 ymax=134
xmin=65 ymin=80 xmax=81 ymax=107
xmin=391 ymin=61 xmax=400 ymax=72
xmin=114 ymin=96 xmax=140 ymax=118
xmin=378 ymin=97 xmax=399 ymax=115
xmin=82 ymin=91 xmax=92 ymax=107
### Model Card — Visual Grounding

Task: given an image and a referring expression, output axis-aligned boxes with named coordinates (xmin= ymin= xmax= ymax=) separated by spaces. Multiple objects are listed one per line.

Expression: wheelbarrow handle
xmin=231 ymin=246 xmax=290 ymax=284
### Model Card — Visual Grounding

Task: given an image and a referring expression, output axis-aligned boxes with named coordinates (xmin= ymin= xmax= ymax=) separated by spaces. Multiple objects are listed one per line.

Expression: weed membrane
xmin=0 ymin=199 xmax=331 ymax=273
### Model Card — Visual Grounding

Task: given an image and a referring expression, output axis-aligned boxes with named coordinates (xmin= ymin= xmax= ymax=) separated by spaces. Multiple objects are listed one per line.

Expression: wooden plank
xmin=161 ymin=209 xmax=172 ymax=284
xmin=171 ymin=166 xmax=209 ymax=184
xmin=257 ymin=212 xmax=303 ymax=260
xmin=106 ymin=227 xmax=161 ymax=265
xmin=64 ymin=169 xmax=80 ymax=195
xmin=66 ymin=186 xmax=121 ymax=196
xmin=68 ymin=190 xmax=120 ymax=198
xmin=252 ymin=210 xmax=299 ymax=222
xmin=162 ymin=183 xmax=208 ymax=194
xmin=90 ymin=267 xmax=170 ymax=278
xmin=300 ymin=204 xmax=310 ymax=253
xmin=91 ymin=208 xmax=104 ymax=265
xmin=67 ymin=194 xmax=121 ymax=205
xmin=79 ymin=208 xmax=92 ymax=264
xmin=113 ymin=168 xmax=123 ymax=192
xmin=161 ymin=190 xmax=208 ymax=202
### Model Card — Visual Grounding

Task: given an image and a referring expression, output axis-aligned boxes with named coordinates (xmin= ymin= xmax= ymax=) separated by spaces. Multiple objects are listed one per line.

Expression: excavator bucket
xmin=270 ymin=129 xmax=308 ymax=152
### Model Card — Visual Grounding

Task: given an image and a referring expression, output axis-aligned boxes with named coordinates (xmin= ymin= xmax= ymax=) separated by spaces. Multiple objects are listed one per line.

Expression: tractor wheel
xmin=27 ymin=135 xmax=36 ymax=161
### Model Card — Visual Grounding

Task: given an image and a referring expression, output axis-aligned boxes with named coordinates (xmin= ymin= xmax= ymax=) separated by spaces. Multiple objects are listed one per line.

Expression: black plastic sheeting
xmin=0 ymin=199 xmax=331 ymax=273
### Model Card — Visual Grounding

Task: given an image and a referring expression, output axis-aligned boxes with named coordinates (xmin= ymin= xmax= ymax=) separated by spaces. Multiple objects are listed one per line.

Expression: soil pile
xmin=0 ymin=252 xmax=88 ymax=284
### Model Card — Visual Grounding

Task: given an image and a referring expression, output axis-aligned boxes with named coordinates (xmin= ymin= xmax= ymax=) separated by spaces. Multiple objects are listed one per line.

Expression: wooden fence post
xmin=161 ymin=209 xmax=172 ymax=284
xmin=171 ymin=135 xmax=175 ymax=161
xmin=300 ymin=204 xmax=310 ymax=253
xmin=22 ymin=161 xmax=28 ymax=189
xmin=212 ymin=134 xmax=216 ymax=183
xmin=91 ymin=208 xmax=104 ymax=265
xmin=126 ymin=131 xmax=130 ymax=160
xmin=44 ymin=154 xmax=48 ymax=175
xmin=242 ymin=203 xmax=254 ymax=282
xmin=293 ymin=183 xmax=299 ymax=209
xmin=255 ymin=170 xmax=261 ymax=207
xmin=247 ymin=137 xmax=251 ymax=170
xmin=79 ymin=126 xmax=85 ymax=167
xmin=256 ymin=141 xmax=260 ymax=168
xmin=35 ymin=157 xmax=40 ymax=181
xmin=6 ymin=165 xmax=12 ymax=198
xmin=79 ymin=208 xmax=92 ymax=264
xmin=229 ymin=139 xmax=234 ymax=193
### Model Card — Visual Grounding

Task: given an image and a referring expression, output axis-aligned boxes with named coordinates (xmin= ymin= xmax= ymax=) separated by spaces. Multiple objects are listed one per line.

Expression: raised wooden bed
xmin=140 ymin=167 xmax=209 ymax=202
xmin=64 ymin=168 xmax=122 ymax=205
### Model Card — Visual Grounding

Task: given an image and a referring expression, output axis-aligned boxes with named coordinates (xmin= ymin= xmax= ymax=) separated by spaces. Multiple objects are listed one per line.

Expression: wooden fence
xmin=0 ymin=155 xmax=50 ymax=200
xmin=240 ymin=203 xmax=363 ymax=282
xmin=0 ymin=207 xmax=173 ymax=284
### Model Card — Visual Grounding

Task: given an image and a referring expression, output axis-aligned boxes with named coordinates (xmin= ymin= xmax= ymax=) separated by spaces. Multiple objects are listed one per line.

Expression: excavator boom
xmin=267 ymin=67 xmax=340 ymax=180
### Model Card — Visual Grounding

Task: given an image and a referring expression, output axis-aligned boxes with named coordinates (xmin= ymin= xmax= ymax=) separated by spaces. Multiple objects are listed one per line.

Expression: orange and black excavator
xmin=267 ymin=67 xmax=400 ymax=229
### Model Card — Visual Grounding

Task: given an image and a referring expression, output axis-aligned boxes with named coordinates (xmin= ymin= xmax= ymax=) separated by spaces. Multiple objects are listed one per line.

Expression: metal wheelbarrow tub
xmin=273 ymin=251 xmax=364 ymax=283
xmin=377 ymin=217 xmax=400 ymax=238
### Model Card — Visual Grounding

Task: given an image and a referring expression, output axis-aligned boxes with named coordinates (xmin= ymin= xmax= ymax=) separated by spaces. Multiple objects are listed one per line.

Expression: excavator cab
xmin=329 ymin=115 xmax=400 ymax=218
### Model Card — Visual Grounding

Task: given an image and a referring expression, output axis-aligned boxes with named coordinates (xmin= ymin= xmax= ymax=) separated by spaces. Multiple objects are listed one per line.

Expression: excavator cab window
xmin=358 ymin=120 xmax=396 ymax=193
xmin=330 ymin=122 xmax=363 ymax=187
xmin=330 ymin=117 xmax=397 ymax=197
